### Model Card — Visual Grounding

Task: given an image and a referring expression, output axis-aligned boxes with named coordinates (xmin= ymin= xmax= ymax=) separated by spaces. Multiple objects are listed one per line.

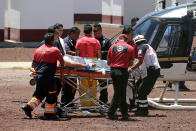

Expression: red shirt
xmin=76 ymin=35 xmax=101 ymax=58
xmin=129 ymin=40 xmax=138 ymax=58
xmin=33 ymin=44 xmax=63 ymax=76
xmin=108 ymin=41 xmax=134 ymax=69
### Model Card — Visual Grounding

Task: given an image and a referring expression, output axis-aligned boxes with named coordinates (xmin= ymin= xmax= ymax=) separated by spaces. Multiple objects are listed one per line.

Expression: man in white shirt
xmin=128 ymin=35 xmax=160 ymax=116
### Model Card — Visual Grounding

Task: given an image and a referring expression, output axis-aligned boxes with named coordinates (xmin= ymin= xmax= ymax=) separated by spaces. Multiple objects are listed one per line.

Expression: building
xmin=0 ymin=0 xmax=195 ymax=42
xmin=2 ymin=0 xmax=73 ymax=42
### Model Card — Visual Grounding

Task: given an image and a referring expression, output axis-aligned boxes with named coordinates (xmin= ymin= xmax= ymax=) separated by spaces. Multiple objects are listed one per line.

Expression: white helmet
xmin=133 ymin=35 xmax=146 ymax=44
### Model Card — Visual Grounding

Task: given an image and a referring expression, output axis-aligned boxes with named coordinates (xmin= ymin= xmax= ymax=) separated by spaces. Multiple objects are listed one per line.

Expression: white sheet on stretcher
xmin=64 ymin=54 xmax=140 ymax=99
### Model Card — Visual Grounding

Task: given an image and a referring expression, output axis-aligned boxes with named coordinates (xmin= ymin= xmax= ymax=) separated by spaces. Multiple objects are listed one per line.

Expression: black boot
xmin=21 ymin=104 xmax=32 ymax=118
xmin=129 ymin=99 xmax=135 ymax=111
xmin=122 ymin=114 xmax=130 ymax=120
xmin=134 ymin=108 xmax=148 ymax=116
xmin=43 ymin=113 xmax=59 ymax=120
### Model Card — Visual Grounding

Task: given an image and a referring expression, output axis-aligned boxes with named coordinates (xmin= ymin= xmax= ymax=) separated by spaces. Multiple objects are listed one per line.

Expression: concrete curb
xmin=0 ymin=62 xmax=32 ymax=69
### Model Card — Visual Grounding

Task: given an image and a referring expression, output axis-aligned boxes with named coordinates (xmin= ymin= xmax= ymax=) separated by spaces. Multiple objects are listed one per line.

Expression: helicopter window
xmin=134 ymin=19 xmax=159 ymax=44
xmin=156 ymin=25 xmax=182 ymax=57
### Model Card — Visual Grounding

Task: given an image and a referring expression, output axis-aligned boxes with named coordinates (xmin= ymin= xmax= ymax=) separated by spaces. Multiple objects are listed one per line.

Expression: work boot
xmin=43 ymin=113 xmax=59 ymax=120
xmin=21 ymin=105 xmax=32 ymax=118
xmin=134 ymin=108 xmax=148 ymax=116
xmin=129 ymin=99 xmax=136 ymax=111
xmin=106 ymin=113 xmax=118 ymax=120
xmin=121 ymin=114 xmax=130 ymax=120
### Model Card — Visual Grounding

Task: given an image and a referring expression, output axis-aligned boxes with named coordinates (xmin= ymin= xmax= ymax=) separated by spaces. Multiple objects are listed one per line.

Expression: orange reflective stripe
xmin=49 ymin=90 xmax=57 ymax=94
xmin=45 ymin=103 xmax=56 ymax=106
xmin=28 ymin=103 xmax=34 ymax=110
xmin=32 ymin=101 xmax=38 ymax=107
xmin=32 ymin=97 xmax=41 ymax=104
xmin=45 ymin=106 xmax=55 ymax=109
xmin=44 ymin=111 xmax=55 ymax=113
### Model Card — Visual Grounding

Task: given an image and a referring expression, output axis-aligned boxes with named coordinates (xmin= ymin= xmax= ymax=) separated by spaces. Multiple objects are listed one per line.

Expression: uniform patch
xmin=113 ymin=45 xmax=128 ymax=53
xmin=138 ymin=49 xmax=142 ymax=55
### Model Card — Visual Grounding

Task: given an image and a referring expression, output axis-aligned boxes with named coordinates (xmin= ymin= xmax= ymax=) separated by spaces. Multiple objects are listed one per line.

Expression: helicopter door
xmin=156 ymin=24 xmax=188 ymax=80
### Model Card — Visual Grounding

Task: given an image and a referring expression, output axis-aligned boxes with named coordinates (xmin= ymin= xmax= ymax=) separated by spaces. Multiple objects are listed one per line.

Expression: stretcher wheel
xmin=30 ymin=79 xmax=36 ymax=86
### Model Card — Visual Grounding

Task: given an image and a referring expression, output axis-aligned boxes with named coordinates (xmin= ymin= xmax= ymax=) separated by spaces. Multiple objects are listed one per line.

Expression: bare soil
xmin=0 ymin=69 xmax=196 ymax=131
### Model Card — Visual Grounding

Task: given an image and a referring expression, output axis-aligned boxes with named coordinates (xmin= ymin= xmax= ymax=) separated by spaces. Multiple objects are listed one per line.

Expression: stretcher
xmin=29 ymin=56 xmax=121 ymax=116
xmin=29 ymin=68 xmax=112 ymax=115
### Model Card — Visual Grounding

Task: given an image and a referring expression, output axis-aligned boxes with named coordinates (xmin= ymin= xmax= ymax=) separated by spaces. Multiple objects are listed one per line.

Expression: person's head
xmin=84 ymin=24 xmax=92 ymax=35
xmin=44 ymin=33 xmax=55 ymax=46
xmin=93 ymin=23 xmax=102 ymax=38
xmin=47 ymin=25 xmax=59 ymax=40
xmin=133 ymin=35 xmax=147 ymax=47
xmin=69 ymin=27 xmax=80 ymax=41
xmin=54 ymin=23 xmax=64 ymax=37
xmin=131 ymin=17 xmax=139 ymax=27
xmin=118 ymin=34 xmax=128 ymax=42
xmin=122 ymin=26 xmax=134 ymax=42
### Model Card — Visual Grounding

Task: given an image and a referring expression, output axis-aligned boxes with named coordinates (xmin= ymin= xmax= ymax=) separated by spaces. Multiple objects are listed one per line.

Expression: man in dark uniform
xmin=22 ymin=33 xmax=95 ymax=120
xmin=60 ymin=27 xmax=80 ymax=109
xmin=22 ymin=33 xmax=63 ymax=120
xmin=38 ymin=25 xmax=64 ymax=110
xmin=93 ymin=24 xmax=111 ymax=104
xmin=63 ymin=27 xmax=80 ymax=56
xmin=107 ymin=33 xmax=134 ymax=120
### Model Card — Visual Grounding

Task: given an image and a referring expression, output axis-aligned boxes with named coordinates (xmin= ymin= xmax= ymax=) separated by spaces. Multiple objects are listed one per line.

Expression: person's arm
xmin=107 ymin=57 xmax=111 ymax=65
xmin=129 ymin=59 xmax=134 ymax=67
xmin=76 ymin=49 xmax=80 ymax=56
xmin=107 ymin=47 xmax=112 ymax=65
xmin=63 ymin=55 xmax=95 ymax=69
xmin=66 ymin=50 xmax=76 ymax=56
xmin=128 ymin=57 xmax=143 ymax=73
xmin=97 ymin=49 xmax=101 ymax=59
xmin=101 ymin=39 xmax=111 ymax=59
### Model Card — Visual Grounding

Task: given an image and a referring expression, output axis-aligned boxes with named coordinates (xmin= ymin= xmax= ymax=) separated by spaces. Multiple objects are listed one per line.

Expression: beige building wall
xmin=4 ymin=0 xmax=73 ymax=42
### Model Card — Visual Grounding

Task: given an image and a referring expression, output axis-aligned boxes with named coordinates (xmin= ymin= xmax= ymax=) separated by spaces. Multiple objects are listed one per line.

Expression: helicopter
xmin=111 ymin=1 xmax=196 ymax=110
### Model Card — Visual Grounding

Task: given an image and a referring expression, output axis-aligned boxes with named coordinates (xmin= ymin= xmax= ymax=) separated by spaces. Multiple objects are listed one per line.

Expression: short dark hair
xmin=69 ymin=27 xmax=80 ymax=35
xmin=54 ymin=23 xmax=63 ymax=29
xmin=93 ymin=23 xmax=102 ymax=30
xmin=47 ymin=26 xmax=57 ymax=33
xmin=44 ymin=33 xmax=54 ymax=45
xmin=131 ymin=17 xmax=139 ymax=27
xmin=122 ymin=26 xmax=134 ymax=35
xmin=84 ymin=24 xmax=92 ymax=34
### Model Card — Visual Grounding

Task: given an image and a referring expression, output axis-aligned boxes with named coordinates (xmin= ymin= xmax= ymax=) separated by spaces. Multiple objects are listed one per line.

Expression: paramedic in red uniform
xmin=76 ymin=24 xmax=101 ymax=59
xmin=122 ymin=26 xmax=138 ymax=110
xmin=107 ymin=34 xmax=134 ymax=120
xmin=22 ymin=33 xmax=94 ymax=120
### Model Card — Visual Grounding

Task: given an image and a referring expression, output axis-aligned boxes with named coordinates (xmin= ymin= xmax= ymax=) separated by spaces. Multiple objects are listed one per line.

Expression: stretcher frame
xmin=30 ymin=67 xmax=113 ymax=116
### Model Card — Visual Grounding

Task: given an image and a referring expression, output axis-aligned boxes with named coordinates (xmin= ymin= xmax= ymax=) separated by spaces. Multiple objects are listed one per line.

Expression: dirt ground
xmin=0 ymin=69 xmax=196 ymax=131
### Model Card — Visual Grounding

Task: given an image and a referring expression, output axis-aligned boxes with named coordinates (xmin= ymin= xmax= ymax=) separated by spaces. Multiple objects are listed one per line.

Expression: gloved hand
xmin=84 ymin=58 xmax=96 ymax=71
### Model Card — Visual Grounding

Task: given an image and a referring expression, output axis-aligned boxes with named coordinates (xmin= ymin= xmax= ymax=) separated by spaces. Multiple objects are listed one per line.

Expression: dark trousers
xmin=108 ymin=67 xmax=129 ymax=116
xmin=34 ymin=77 xmax=62 ymax=105
xmin=98 ymin=79 xmax=108 ymax=104
xmin=33 ymin=75 xmax=57 ymax=104
xmin=60 ymin=78 xmax=77 ymax=107
xmin=137 ymin=68 xmax=160 ymax=111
